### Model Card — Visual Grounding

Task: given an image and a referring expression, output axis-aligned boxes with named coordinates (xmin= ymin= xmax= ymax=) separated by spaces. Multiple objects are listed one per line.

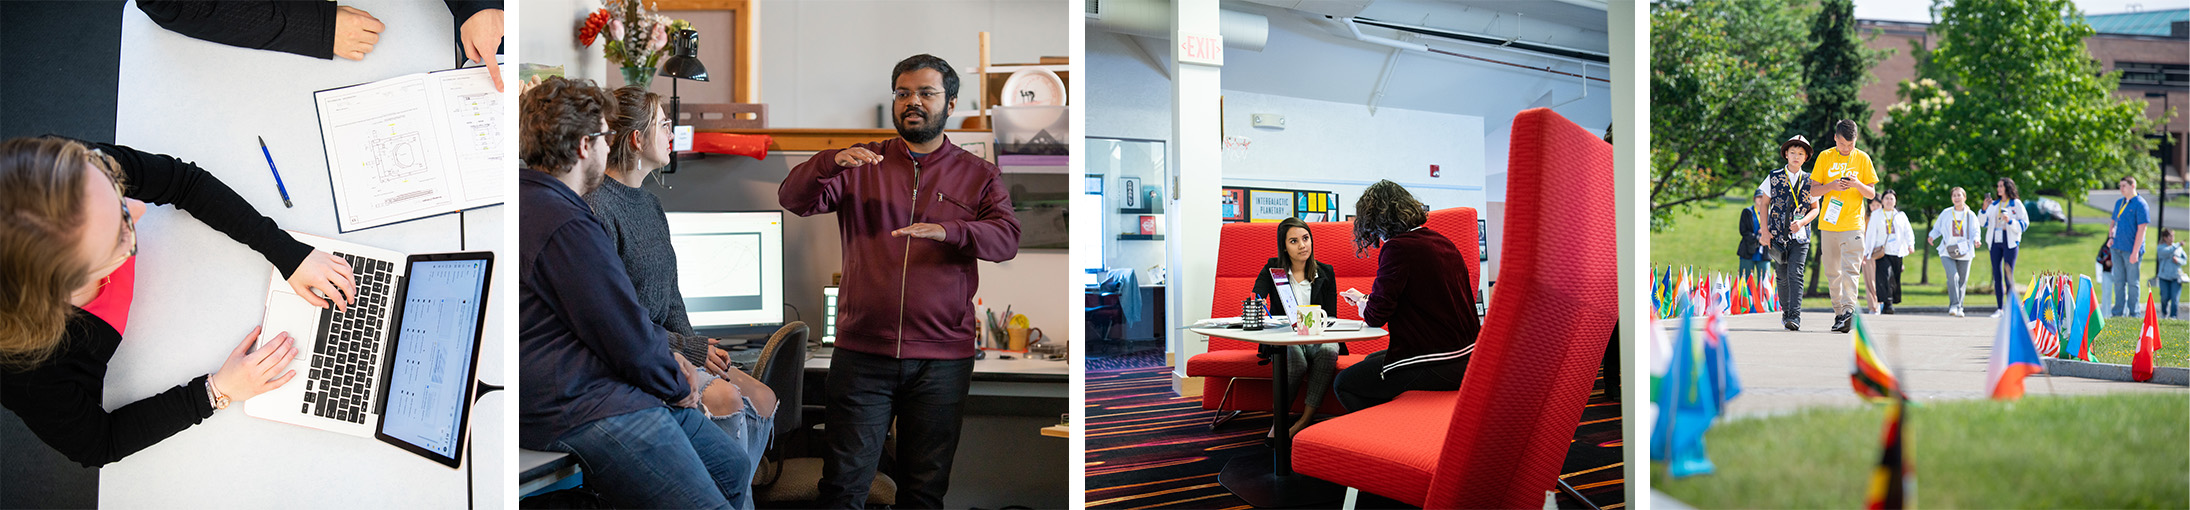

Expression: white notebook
xmin=313 ymin=64 xmax=509 ymax=232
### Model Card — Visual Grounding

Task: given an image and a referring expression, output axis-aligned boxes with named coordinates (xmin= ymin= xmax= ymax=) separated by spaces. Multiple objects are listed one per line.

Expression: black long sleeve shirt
xmin=0 ymin=140 xmax=312 ymax=468
xmin=136 ymin=1 xmax=503 ymax=60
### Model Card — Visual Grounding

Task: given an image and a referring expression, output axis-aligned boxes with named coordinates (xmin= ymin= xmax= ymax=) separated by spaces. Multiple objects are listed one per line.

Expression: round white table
xmin=1189 ymin=325 xmax=1387 ymax=508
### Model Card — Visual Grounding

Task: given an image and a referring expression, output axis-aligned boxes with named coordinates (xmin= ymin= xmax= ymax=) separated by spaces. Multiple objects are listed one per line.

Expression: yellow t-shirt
xmin=1809 ymin=147 xmax=1877 ymax=232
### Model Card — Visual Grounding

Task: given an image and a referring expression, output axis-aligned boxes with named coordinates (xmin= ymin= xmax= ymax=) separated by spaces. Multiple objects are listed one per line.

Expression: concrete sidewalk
xmin=1662 ymin=313 xmax=2189 ymax=419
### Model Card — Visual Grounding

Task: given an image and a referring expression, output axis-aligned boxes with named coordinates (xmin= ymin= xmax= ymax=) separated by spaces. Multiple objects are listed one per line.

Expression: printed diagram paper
xmin=315 ymin=64 xmax=508 ymax=232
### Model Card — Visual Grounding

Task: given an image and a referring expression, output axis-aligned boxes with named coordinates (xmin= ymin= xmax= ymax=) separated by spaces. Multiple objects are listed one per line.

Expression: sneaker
xmin=1882 ymin=303 xmax=1895 ymax=315
xmin=1950 ymin=306 xmax=1963 ymax=317
xmin=1990 ymin=310 xmax=2003 ymax=318
xmin=1832 ymin=312 xmax=1853 ymax=333
xmin=1783 ymin=318 xmax=1801 ymax=331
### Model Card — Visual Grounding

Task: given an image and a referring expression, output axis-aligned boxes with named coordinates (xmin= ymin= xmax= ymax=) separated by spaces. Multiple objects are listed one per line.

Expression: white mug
xmin=1296 ymin=305 xmax=1327 ymax=336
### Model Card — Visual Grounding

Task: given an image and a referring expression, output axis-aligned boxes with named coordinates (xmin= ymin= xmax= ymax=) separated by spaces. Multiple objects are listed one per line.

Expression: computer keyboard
xmin=301 ymin=252 xmax=395 ymax=424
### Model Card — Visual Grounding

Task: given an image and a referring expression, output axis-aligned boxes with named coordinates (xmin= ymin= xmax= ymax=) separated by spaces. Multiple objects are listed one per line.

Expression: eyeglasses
xmin=891 ymin=90 xmax=945 ymax=102
xmin=89 ymin=152 xmax=137 ymax=274
xmin=582 ymin=130 xmax=614 ymax=144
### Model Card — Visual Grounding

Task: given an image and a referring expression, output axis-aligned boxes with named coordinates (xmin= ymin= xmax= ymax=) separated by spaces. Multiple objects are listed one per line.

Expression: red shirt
xmin=81 ymin=257 xmax=137 ymax=336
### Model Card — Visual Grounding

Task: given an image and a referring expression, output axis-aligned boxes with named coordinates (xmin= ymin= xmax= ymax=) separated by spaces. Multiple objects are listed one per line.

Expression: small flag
xmin=1986 ymin=286 xmax=2046 ymax=400
xmin=1863 ymin=395 xmax=1914 ymax=509
xmin=1850 ymin=314 xmax=1899 ymax=403
xmin=1651 ymin=314 xmax=1742 ymax=478
xmin=2133 ymin=292 xmax=2160 ymax=382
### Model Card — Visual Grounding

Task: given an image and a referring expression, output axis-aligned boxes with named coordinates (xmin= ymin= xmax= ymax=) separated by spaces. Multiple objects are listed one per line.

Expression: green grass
xmin=1654 ymin=196 xmax=2175 ymax=310
xmin=2085 ymin=316 xmax=2190 ymax=368
xmin=1655 ymin=393 xmax=2190 ymax=509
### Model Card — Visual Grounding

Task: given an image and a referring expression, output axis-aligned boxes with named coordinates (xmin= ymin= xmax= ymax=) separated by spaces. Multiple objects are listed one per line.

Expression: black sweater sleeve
xmin=135 ymin=0 xmax=336 ymax=60
xmin=444 ymin=1 xmax=503 ymax=25
xmin=0 ymin=316 xmax=215 ymax=468
xmin=92 ymin=141 xmax=313 ymax=277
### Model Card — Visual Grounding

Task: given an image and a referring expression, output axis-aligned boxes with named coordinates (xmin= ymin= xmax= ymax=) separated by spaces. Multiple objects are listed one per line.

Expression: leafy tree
xmin=1788 ymin=0 xmax=1891 ymax=293
xmin=1649 ymin=0 xmax=1814 ymax=230
xmin=1884 ymin=0 xmax=2165 ymax=238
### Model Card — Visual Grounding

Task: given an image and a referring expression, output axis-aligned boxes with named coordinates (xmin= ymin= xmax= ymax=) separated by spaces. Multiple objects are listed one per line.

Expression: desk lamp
xmin=657 ymin=29 xmax=709 ymax=182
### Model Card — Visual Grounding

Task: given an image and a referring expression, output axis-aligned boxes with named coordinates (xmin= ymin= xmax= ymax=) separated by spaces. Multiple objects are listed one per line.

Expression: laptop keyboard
xmin=301 ymin=252 xmax=395 ymax=424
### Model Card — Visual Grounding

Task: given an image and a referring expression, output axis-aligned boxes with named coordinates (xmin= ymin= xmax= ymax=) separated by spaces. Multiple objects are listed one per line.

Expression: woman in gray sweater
xmin=587 ymin=86 xmax=777 ymax=486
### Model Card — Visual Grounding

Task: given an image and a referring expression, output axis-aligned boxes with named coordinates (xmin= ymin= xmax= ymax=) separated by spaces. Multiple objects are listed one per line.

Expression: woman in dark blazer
xmin=1251 ymin=217 xmax=1339 ymax=436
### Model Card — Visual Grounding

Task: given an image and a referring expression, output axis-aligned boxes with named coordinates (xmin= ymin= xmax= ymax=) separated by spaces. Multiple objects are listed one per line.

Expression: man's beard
xmin=894 ymin=103 xmax=948 ymax=144
xmin=580 ymin=159 xmax=607 ymax=195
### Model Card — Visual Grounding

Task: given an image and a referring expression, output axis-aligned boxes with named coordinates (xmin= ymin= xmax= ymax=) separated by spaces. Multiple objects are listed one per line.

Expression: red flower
xmin=578 ymin=9 xmax=610 ymax=47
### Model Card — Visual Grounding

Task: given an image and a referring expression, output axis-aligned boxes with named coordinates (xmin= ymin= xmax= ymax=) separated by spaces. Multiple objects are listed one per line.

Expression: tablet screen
xmin=378 ymin=256 xmax=490 ymax=466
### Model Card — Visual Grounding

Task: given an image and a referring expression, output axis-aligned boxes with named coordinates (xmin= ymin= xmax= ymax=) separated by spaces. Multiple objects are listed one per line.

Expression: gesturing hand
xmin=833 ymin=147 xmax=884 ymax=167
xmin=891 ymin=223 xmax=946 ymax=241
xmin=459 ymin=9 xmax=505 ymax=91
xmin=332 ymin=6 xmax=383 ymax=61
xmin=212 ymin=326 xmax=298 ymax=403
xmin=289 ymin=250 xmax=357 ymax=312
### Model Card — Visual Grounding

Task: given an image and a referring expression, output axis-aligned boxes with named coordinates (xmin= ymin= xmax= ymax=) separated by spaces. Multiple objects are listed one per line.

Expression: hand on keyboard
xmin=289 ymin=249 xmax=358 ymax=312
xmin=212 ymin=326 xmax=298 ymax=403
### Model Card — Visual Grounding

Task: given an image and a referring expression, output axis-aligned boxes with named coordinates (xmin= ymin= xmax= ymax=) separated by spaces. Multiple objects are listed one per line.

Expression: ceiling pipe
xmin=1353 ymin=17 xmax=1609 ymax=64
xmin=1342 ymin=17 xmax=1609 ymax=84
xmin=1089 ymin=0 xmax=1270 ymax=51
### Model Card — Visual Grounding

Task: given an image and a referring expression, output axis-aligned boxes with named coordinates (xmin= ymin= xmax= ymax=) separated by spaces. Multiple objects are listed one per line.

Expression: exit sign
xmin=1177 ymin=32 xmax=1224 ymax=66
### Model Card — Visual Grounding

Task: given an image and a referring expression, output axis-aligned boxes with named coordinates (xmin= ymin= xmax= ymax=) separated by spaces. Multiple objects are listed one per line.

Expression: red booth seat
xmin=1185 ymin=208 xmax=1478 ymax=417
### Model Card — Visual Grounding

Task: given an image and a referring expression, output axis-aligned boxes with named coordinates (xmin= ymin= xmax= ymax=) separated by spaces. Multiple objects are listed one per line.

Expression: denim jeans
xmin=1776 ymin=241 xmax=1809 ymax=323
xmin=699 ymin=373 xmax=775 ymax=508
xmin=2109 ymin=249 xmax=2141 ymax=316
xmin=2159 ymin=279 xmax=2182 ymax=318
xmin=1991 ymin=241 xmax=2019 ymax=309
xmin=818 ymin=348 xmax=975 ymax=509
xmin=548 ymin=406 xmax=757 ymax=510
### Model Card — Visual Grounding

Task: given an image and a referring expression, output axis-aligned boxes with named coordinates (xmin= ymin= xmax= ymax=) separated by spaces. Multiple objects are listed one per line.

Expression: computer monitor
xmin=666 ymin=211 xmax=786 ymax=336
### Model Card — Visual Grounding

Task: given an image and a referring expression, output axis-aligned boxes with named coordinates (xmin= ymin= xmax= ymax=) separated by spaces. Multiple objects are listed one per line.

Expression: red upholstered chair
xmin=1292 ymin=108 xmax=1616 ymax=508
xmin=1183 ymin=209 xmax=1477 ymax=427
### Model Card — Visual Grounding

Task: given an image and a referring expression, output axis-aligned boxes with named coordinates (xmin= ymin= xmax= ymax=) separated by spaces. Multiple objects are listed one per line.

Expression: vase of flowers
xmin=579 ymin=0 xmax=690 ymax=90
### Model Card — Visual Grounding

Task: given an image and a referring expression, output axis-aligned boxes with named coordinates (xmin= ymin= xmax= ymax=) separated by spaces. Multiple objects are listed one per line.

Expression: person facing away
xmin=2156 ymin=229 xmax=2186 ymax=319
xmin=1806 ymin=119 xmax=1878 ymax=333
xmin=1332 ymin=180 xmax=1480 ymax=412
xmin=1737 ymin=206 xmax=1769 ymax=278
xmin=777 ymin=54 xmax=1020 ymax=509
xmin=0 ymin=136 xmax=354 ymax=467
xmin=1927 ymin=187 xmax=1982 ymax=317
xmin=1250 ymin=217 xmax=1340 ymax=437
xmin=517 ymin=76 xmax=754 ymax=509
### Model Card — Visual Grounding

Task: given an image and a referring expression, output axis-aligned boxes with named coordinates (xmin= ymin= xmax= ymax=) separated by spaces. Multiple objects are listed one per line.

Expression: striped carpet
xmin=1085 ymin=366 xmax=1626 ymax=509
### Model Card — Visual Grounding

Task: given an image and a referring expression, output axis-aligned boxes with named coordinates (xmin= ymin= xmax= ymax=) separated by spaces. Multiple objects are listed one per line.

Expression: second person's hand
xmin=459 ymin=9 xmax=505 ymax=91
xmin=333 ymin=6 xmax=383 ymax=61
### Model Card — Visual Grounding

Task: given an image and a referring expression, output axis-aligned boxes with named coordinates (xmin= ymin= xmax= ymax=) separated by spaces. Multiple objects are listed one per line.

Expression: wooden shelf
xmin=704 ymin=128 xmax=990 ymax=152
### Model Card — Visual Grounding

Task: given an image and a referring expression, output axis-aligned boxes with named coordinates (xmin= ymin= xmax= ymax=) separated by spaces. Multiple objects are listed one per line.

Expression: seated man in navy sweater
xmin=517 ymin=76 xmax=757 ymax=509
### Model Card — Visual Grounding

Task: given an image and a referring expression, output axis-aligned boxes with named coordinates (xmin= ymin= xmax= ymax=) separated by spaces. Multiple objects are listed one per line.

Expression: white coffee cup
xmin=1296 ymin=305 xmax=1327 ymax=336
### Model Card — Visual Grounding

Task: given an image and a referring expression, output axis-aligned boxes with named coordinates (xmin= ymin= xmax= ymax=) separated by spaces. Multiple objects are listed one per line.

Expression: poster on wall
xmin=1120 ymin=176 xmax=1142 ymax=209
xmin=1249 ymin=190 xmax=1293 ymax=223
xmin=1479 ymin=219 xmax=1490 ymax=261
xmin=1221 ymin=189 xmax=1246 ymax=221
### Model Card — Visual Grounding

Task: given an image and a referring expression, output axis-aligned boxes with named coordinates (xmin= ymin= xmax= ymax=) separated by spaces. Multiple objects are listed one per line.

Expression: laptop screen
xmin=378 ymin=258 xmax=490 ymax=461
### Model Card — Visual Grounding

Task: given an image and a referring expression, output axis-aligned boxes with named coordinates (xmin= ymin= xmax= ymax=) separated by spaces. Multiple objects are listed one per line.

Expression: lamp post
xmin=658 ymin=29 xmax=710 ymax=177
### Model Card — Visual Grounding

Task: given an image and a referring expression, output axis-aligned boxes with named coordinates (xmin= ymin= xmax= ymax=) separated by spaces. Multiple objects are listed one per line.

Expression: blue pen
xmin=257 ymin=136 xmax=292 ymax=208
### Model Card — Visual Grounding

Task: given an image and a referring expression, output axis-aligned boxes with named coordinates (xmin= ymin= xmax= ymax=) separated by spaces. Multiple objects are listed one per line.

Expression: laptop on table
xmin=248 ymin=231 xmax=493 ymax=468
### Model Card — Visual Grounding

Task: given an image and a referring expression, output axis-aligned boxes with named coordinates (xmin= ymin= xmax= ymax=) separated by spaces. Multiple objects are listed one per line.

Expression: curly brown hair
xmin=520 ymin=76 xmax=615 ymax=175
xmin=1352 ymin=180 xmax=1427 ymax=257
xmin=1 ymin=137 xmax=116 ymax=371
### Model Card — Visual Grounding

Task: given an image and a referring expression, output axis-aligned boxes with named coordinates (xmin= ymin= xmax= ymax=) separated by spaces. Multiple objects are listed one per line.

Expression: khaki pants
xmin=1820 ymin=229 xmax=1866 ymax=314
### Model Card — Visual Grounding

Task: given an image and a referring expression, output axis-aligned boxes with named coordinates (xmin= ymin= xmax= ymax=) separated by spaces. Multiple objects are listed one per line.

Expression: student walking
xmin=1928 ymin=187 xmax=1982 ymax=317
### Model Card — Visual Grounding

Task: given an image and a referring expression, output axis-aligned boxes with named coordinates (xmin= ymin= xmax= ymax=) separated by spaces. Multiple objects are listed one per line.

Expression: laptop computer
xmin=248 ymin=231 xmax=493 ymax=468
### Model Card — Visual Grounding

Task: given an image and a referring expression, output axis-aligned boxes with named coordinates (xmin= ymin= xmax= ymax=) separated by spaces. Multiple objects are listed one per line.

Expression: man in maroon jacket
xmin=778 ymin=54 xmax=1020 ymax=509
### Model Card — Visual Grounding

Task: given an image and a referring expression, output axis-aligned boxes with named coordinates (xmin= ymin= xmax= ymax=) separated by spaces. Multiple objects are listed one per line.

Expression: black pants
xmin=1777 ymin=241 xmax=1810 ymax=322
xmin=1334 ymin=350 xmax=1469 ymax=412
xmin=817 ymin=348 xmax=975 ymax=509
xmin=1875 ymin=255 xmax=1903 ymax=304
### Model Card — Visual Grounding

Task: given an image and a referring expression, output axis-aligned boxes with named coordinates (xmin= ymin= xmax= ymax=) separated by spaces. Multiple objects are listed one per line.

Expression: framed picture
xmin=1479 ymin=219 xmax=1491 ymax=261
xmin=1120 ymin=176 xmax=1142 ymax=209
xmin=1139 ymin=215 xmax=1158 ymax=235
xmin=1221 ymin=189 xmax=1247 ymax=222
xmin=1249 ymin=190 xmax=1294 ymax=223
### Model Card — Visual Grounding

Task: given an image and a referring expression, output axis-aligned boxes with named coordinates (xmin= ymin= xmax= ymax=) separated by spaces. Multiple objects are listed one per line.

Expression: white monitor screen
xmin=380 ymin=258 xmax=489 ymax=459
xmin=666 ymin=211 xmax=786 ymax=329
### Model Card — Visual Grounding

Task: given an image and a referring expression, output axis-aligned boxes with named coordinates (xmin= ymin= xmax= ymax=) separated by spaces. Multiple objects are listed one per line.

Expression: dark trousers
xmin=1991 ymin=241 xmax=2019 ymax=309
xmin=816 ymin=348 xmax=975 ymax=509
xmin=1334 ymin=350 xmax=1469 ymax=412
xmin=1776 ymin=241 xmax=1810 ymax=322
xmin=1875 ymin=255 xmax=1903 ymax=304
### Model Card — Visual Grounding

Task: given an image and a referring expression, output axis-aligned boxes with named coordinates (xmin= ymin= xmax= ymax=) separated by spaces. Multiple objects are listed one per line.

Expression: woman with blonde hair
xmin=1 ymin=136 xmax=354 ymax=466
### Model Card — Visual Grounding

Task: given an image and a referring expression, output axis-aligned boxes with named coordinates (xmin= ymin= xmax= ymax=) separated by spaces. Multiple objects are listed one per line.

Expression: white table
xmin=1189 ymin=326 xmax=1388 ymax=509
xmin=106 ymin=2 xmax=504 ymax=508
xmin=804 ymin=353 xmax=1069 ymax=398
